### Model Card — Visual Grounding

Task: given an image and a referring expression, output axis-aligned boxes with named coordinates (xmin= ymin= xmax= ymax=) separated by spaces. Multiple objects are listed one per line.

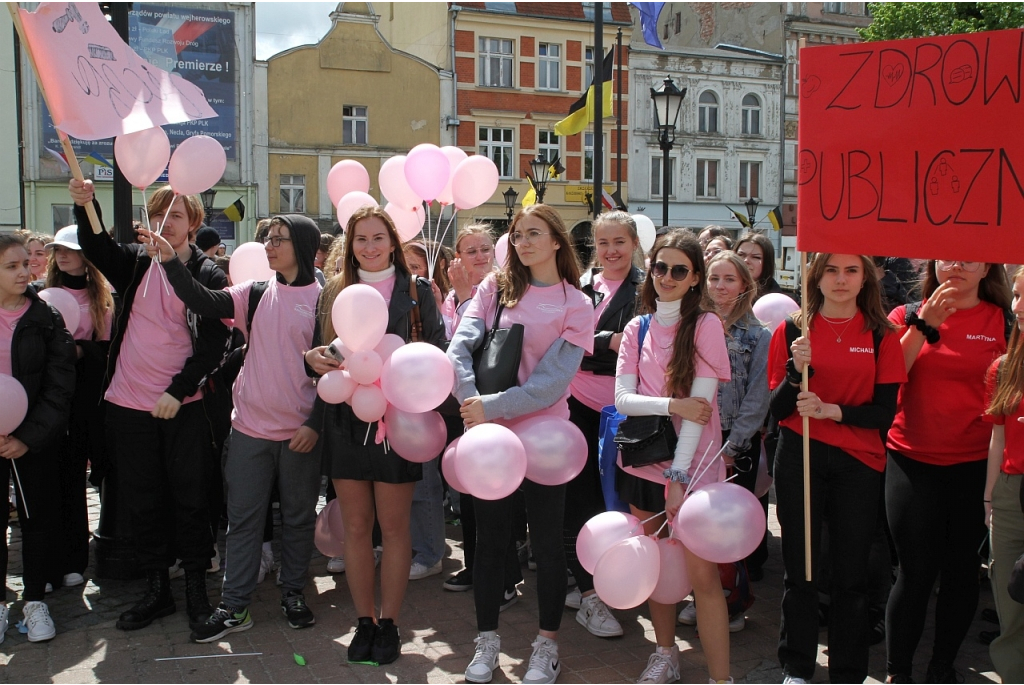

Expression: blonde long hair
xmin=706 ymin=250 xmax=755 ymax=330
xmin=987 ymin=266 xmax=1024 ymax=416
xmin=44 ymin=250 xmax=113 ymax=339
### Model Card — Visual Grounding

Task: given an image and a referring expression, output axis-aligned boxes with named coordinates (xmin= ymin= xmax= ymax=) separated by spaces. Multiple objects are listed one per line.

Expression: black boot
xmin=116 ymin=569 xmax=175 ymax=630
xmin=185 ymin=569 xmax=213 ymax=630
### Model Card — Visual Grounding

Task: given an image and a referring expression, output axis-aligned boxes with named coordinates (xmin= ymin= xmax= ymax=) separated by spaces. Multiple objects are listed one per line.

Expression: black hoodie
xmin=271 ymin=214 xmax=321 ymax=287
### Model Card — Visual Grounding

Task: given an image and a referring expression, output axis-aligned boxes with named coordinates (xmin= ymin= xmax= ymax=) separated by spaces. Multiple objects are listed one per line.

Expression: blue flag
xmin=629 ymin=2 xmax=665 ymax=49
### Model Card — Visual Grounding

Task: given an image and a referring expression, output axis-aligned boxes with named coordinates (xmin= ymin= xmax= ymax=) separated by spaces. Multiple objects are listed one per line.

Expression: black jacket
xmin=10 ymin=289 xmax=77 ymax=452
xmin=579 ymin=266 xmax=643 ymax=376
xmin=74 ymin=202 xmax=230 ymax=401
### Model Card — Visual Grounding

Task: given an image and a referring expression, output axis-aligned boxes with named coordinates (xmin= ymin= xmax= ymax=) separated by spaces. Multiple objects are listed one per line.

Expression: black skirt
xmin=322 ymin=404 xmax=422 ymax=484
xmin=616 ymin=467 xmax=666 ymax=513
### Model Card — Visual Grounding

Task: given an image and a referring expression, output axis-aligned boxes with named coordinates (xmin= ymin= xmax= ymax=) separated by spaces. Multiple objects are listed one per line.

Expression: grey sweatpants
xmin=221 ymin=429 xmax=322 ymax=609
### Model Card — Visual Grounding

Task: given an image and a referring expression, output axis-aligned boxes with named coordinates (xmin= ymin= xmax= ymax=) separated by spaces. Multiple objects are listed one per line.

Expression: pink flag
xmin=17 ymin=2 xmax=217 ymax=141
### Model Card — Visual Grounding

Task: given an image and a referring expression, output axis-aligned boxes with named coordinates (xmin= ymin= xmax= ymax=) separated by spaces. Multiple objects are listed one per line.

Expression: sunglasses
xmin=651 ymin=261 xmax=691 ymax=281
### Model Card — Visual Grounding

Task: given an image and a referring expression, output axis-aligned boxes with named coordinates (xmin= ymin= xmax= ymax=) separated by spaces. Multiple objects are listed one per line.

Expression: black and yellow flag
xmin=729 ymin=208 xmax=752 ymax=229
xmin=554 ymin=47 xmax=614 ymax=137
xmin=223 ymin=198 xmax=245 ymax=223
xmin=767 ymin=206 xmax=783 ymax=231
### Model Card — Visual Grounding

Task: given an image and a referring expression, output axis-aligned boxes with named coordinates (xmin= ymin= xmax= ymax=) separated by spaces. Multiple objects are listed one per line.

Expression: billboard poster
xmin=39 ymin=2 xmax=237 ymax=167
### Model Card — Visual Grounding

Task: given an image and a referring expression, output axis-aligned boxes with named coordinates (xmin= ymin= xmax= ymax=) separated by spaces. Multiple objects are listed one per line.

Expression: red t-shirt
xmin=768 ymin=312 xmax=907 ymax=472
xmin=887 ymin=302 xmax=1007 ymax=465
xmin=983 ymin=356 xmax=1024 ymax=475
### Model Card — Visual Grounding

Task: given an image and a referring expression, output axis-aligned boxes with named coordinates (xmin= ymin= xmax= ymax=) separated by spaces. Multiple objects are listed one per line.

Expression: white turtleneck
xmin=358 ymin=265 xmax=396 ymax=283
xmin=654 ymin=298 xmax=682 ymax=327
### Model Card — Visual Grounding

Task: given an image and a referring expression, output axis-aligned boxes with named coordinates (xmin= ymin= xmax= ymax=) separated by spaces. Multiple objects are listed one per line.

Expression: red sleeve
xmin=875 ymin=329 xmax=909 ymax=384
xmin=889 ymin=304 xmax=907 ymax=328
xmin=983 ymin=357 xmax=1006 ymax=425
xmin=767 ymin=319 xmax=790 ymax=391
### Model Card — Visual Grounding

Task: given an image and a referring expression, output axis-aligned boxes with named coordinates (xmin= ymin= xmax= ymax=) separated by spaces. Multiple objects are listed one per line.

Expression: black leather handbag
xmin=614 ymin=414 xmax=678 ymax=468
xmin=472 ymin=299 xmax=524 ymax=395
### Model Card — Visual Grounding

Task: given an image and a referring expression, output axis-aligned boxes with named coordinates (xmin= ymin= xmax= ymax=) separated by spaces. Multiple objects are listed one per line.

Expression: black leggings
xmin=884 ymin=450 xmax=987 ymax=676
xmin=563 ymin=396 xmax=606 ymax=594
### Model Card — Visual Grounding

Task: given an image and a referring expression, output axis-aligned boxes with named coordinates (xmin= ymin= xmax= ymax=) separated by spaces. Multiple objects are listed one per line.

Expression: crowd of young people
xmin=1 ymin=183 xmax=1021 ymax=685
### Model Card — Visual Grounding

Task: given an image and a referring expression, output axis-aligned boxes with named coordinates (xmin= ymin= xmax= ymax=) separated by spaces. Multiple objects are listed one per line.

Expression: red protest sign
xmin=797 ymin=29 xmax=1024 ymax=264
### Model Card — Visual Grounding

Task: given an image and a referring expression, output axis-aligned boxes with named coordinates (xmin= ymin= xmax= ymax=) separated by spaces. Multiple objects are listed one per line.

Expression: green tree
xmin=860 ymin=2 xmax=1024 ymax=41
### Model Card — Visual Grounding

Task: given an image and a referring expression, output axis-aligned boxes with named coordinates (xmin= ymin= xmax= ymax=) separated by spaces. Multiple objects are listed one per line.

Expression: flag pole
xmin=615 ymin=27 xmax=622 ymax=199
xmin=798 ymin=36 xmax=812 ymax=583
xmin=6 ymin=3 xmax=102 ymax=235
xmin=592 ymin=3 xmax=604 ymax=219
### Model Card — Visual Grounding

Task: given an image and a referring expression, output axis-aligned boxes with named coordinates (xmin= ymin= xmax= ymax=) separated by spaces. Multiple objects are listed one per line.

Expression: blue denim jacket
xmin=717 ymin=311 xmax=771 ymax=457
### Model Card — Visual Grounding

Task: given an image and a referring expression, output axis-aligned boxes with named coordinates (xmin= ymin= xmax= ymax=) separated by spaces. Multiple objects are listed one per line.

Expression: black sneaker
xmin=926 ymin=662 xmax=964 ymax=684
xmin=190 ymin=604 xmax=252 ymax=643
xmin=443 ymin=568 xmax=473 ymax=592
xmin=499 ymin=586 xmax=519 ymax=612
xmin=281 ymin=591 xmax=314 ymax=629
xmin=348 ymin=617 xmax=378 ymax=663
xmin=372 ymin=617 xmax=401 ymax=664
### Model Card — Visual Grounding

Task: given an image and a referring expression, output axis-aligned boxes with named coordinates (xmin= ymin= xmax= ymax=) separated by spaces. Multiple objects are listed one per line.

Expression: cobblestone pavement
xmin=1 ymin=485 xmax=1001 ymax=684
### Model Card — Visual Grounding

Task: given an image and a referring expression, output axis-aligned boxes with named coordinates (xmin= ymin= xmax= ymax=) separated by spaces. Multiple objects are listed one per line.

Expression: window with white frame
xmin=538 ymin=130 xmax=560 ymax=165
xmin=650 ymin=156 xmax=675 ymax=197
xmin=584 ymin=132 xmax=597 ymax=181
xmin=538 ymin=43 xmax=560 ymax=90
xmin=739 ymin=161 xmax=761 ymax=199
xmin=585 ymin=46 xmax=595 ymax=86
xmin=479 ymin=127 xmax=514 ymax=178
xmin=280 ymin=175 xmax=305 ymax=213
xmin=343 ymin=105 xmax=367 ymax=144
xmin=699 ymin=91 xmax=719 ymax=133
xmin=696 ymin=159 xmax=718 ymax=198
xmin=823 ymin=2 xmax=845 ymax=13
xmin=741 ymin=94 xmax=761 ymax=135
xmin=479 ymin=37 xmax=513 ymax=88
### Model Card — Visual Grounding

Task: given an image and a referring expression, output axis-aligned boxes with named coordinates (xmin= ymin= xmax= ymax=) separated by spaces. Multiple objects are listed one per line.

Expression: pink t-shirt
xmin=569 ymin=274 xmax=624 ymax=412
xmin=365 ymin=274 xmax=396 ymax=307
xmin=105 ymin=261 xmax=203 ymax=411
xmin=616 ymin=312 xmax=731 ymax=486
xmin=230 ymin=279 xmax=322 ymax=441
xmin=63 ymin=287 xmax=112 ymax=341
xmin=0 ymin=300 xmax=30 ymax=376
xmin=465 ymin=274 xmax=594 ymax=421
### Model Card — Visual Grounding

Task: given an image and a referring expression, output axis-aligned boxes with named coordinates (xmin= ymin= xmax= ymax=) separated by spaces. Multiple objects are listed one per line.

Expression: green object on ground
xmin=294 ymin=653 xmax=306 ymax=666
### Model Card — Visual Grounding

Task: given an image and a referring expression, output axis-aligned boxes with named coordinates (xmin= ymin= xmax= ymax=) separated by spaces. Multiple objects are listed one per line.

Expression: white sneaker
xmin=169 ymin=559 xmax=184 ymax=580
xmin=576 ymin=594 xmax=623 ymax=638
xmin=523 ymin=635 xmax=560 ymax=684
xmin=22 ymin=601 xmax=56 ymax=642
xmin=409 ymin=560 xmax=442 ymax=580
xmin=326 ymin=556 xmax=346 ymax=574
xmin=465 ymin=631 xmax=501 ymax=683
xmin=258 ymin=544 xmax=276 ymax=584
xmin=782 ymin=677 xmax=808 ymax=684
xmin=564 ymin=586 xmax=582 ymax=609
xmin=63 ymin=573 xmax=85 ymax=587
xmin=0 ymin=604 xmax=8 ymax=645
xmin=677 ymin=600 xmax=697 ymax=625
xmin=728 ymin=612 xmax=745 ymax=633
xmin=638 ymin=645 xmax=680 ymax=683
xmin=44 ymin=583 xmax=53 ymax=594
xmin=208 ymin=549 xmax=221 ymax=574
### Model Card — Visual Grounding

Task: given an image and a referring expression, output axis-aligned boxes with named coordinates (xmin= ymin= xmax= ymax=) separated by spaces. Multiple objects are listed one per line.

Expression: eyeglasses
xmin=937 ymin=260 xmax=981 ymax=272
xmin=460 ymin=247 xmax=493 ymax=257
xmin=265 ymin=236 xmax=292 ymax=248
xmin=509 ymin=229 xmax=550 ymax=246
xmin=651 ymin=261 xmax=691 ymax=281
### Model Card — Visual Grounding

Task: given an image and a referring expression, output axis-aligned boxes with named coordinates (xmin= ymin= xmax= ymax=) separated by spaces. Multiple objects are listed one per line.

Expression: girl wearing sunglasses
xmin=884 ymin=259 xmax=1011 ymax=683
xmin=614 ymin=231 xmax=733 ymax=684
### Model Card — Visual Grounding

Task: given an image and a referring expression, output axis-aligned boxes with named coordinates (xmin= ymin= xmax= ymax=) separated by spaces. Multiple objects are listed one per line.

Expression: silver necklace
xmin=818 ymin=313 xmax=856 ymax=343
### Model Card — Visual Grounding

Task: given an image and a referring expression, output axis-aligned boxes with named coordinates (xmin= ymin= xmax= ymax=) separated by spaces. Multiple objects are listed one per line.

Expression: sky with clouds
xmin=255 ymin=2 xmax=336 ymax=60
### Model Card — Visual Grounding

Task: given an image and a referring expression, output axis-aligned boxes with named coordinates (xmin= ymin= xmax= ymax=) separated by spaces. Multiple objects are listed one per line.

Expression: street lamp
xmin=502 ymin=186 xmax=519 ymax=223
xmin=529 ymin=154 xmax=552 ymax=204
xmin=745 ymin=196 xmax=760 ymax=229
xmin=650 ymin=76 xmax=686 ymax=229
xmin=200 ymin=188 xmax=217 ymax=218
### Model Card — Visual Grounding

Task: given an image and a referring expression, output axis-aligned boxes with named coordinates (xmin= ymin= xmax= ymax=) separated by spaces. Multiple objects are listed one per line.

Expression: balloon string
xmin=631 ymin=510 xmax=667 ymax=535
xmin=434 ymin=209 xmax=458 ymax=264
xmin=11 ymin=461 xmax=28 ymax=519
xmin=143 ymin=192 xmax=179 ymax=298
xmin=684 ymin=440 xmax=731 ymax=499
xmin=652 ymin=518 xmax=669 ymax=539
xmin=363 ymin=422 xmax=372 ymax=446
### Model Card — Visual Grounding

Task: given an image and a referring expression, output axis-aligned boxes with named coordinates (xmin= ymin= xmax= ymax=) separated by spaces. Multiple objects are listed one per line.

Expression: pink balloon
xmin=114 ymin=127 xmax=170 ymax=189
xmin=317 ymin=370 xmax=356 ymax=404
xmin=314 ymin=499 xmax=345 ymax=558
xmin=374 ymin=333 xmax=405 ymax=362
xmin=384 ymin=202 xmax=425 ymax=242
xmin=404 ymin=144 xmax=450 ymax=202
xmin=331 ymin=284 xmax=388 ymax=351
xmin=753 ymin=293 xmax=800 ymax=333
xmin=454 ymin=424 xmax=526 ymax=500
xmin=337 ymin=191 xmax=379 ymax=229
xmin=351 ymin=383 xmax=387 ymax=423
xmin=593 ymin=536 xmax=661 ymax=610
xmin=511 ymin=415 xmax=587 ymax=486
xmin=494 ymin=233 xmax=510 ymax=268
xmin=452 ymin=156 xmax=500 ymax=210
xmin=441 ymin=437 xmax=467 ymax=493
xmin=346 ymin=349 xmax=383 ymax=385
xmin=436 ymin=146 xmax=469 ymax=206
xmin=39 ymin=288 xmax=80 ymax=336
xmin=168 ymin=135 xmax=226 ymax=196
xmin=379 ymin=156 xmax=421 ymax=210
xmin=0 ymin=374 xmax=28 ymax=435
xmin=673 ymin=482 xmax=767 ymax=564
xmin=379 ymin=342 xmax=454 ymax=413
xmin=649 ymin=537 xmax=693 ymax=605
xmin=384 ymin=405 xmax=447 ymax=463
xmin=576 ymin=511 xmax=642 ymax=575
xmin=229 ymin=242 xmax=275 ymax=283
xmin=327 ymin=160 xmax=370 ymax=206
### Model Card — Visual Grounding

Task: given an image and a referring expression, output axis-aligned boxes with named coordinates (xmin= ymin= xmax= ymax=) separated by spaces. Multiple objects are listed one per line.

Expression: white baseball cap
xmin=47 ymin=225 xmax=81 ymax=251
